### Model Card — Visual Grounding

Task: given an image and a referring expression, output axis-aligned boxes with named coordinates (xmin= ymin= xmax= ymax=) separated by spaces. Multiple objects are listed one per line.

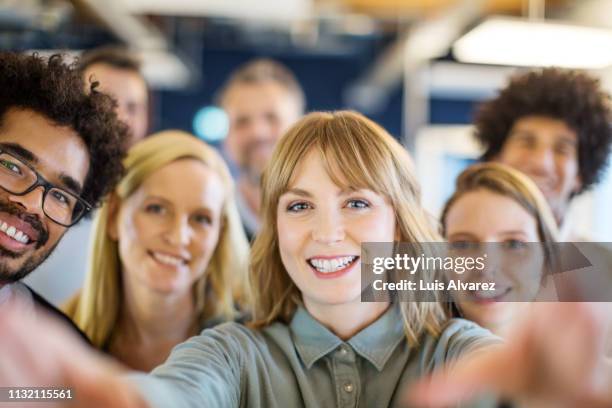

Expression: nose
xmin=479 ymin=255 xmax=500 ymax=281
xmin=7 ymin=186 xmax=46 ymax=219
xmin=164 ymin=216 xmax=192 ymax=247
xmin=312 ymin=208 xmax=345 ymax=244
xmin=525 ymin=146 xmax=555 ymax=176
xmin=249 ymin=117 xmax=275 ymax=142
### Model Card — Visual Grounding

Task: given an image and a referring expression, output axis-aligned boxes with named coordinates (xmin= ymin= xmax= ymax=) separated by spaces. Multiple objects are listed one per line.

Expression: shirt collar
xmin=290 ymin=304 xmax=405 ymax=371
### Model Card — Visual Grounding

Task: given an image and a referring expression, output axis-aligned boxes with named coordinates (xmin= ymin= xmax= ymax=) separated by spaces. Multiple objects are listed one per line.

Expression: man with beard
xmin=219 ymin=59 xmax=305 ymax=240
xmin=26 ymin=47 xmax=150 ymax=305
xmin=0 ymin=52 xmax=126 ymax=338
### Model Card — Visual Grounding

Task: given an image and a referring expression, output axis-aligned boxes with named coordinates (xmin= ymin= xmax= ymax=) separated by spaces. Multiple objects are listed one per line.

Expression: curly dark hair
xmin=0 ymin=52 xmax=127 ymax=213
xmin=474 ymin=68 xmax=612 ymax=194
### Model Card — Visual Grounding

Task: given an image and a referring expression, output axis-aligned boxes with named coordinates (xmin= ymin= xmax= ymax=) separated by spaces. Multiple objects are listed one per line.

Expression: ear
xmin=106 ymin=193 xmax=121 ymax=241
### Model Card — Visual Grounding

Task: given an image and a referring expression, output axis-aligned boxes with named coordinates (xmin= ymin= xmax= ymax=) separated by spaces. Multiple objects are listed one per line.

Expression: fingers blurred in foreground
xmin=0 ymin=301 xmax=147 ymax=408
xmin=406 ymin=303 xmax=612 ymax=408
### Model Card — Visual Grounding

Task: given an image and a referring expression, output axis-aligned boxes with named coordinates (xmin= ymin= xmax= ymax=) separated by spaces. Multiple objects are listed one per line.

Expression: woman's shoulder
xmin=440 ymin=317 xmax=497 ymax=340
xmin=169 ymin=320 xmax=291 ymax=367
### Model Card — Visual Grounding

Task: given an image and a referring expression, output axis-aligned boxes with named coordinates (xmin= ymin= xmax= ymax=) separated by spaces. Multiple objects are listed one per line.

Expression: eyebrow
xmin=509 ymin=130 xmax=577 ymax=145
xmin=1 ymin=143 xmax=38 ymax=164
xmin=1 ymin=143 xmax=83 ymax=195
xmin=447 ymin=232 xmax=478 ymax=240
xmin=499 ymin=230 xmax=530 ymax=237
xmin=283 ymin=186 xmax=362 ymax=198
xmin=59 ymin=174 xmax=83 ymax=195
xmin=283 ymin=188 xmax=313 ymax=198
xmin=146 ymin=194 xmax=215 ymax=213
xmin=556 ymin=136 xmax=577 ymax=146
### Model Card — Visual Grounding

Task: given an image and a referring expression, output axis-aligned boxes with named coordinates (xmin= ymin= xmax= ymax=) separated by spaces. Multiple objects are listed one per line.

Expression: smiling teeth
xmin=0 ymin=222 xmax=30 ymax=244
xmin=309 ymin=256 xmax=357 ymax=273
xmin=151 ymin=251 xmax=184 ymax=266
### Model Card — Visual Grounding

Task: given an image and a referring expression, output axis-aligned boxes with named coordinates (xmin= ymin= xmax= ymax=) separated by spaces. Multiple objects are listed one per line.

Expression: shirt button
xmin=343 ymin=383 xmax=354 ymax=393
xmin=339 ymin=346 xmax=349 ymax=356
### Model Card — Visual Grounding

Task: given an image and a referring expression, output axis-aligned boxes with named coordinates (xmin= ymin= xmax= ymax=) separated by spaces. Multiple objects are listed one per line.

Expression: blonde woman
xmin=0 ymin=112 xmax=608 ymax=407
xmin=63 ymin=130 xmax=249 ymax=371
xmin=441 ymin=162 xmax=559 ymax=336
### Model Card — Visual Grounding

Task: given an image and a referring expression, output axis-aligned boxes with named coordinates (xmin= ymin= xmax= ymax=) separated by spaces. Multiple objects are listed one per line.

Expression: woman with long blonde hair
xmin=64 ymin=130 xmax=249 ymax=371
xmin=121 ymin=110 xmax=497 ymax=406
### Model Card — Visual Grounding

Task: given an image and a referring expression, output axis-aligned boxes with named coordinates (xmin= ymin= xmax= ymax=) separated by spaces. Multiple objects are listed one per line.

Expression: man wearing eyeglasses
xmin=0 ymin=52 xmax=126 ymax=339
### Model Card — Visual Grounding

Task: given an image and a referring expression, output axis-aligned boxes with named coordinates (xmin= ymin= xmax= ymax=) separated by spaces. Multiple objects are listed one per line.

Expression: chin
xmin=308 ymin=289 xmax=363 ymax=307
xmin=141 ymin=275 xmax=190 ymax=295
xmin=147 ymin=283 xmax=185 ymax=295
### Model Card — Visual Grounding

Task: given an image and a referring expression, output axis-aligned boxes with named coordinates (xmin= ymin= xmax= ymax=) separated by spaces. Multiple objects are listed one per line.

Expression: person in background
xmin=1 ymin=111 xmax=611 ymax=408
xmin=441 ymin=162 xmax=559 ymax=337
xmin=80 ymin=45 xmax=150 ymax=147
xmin=475 ymin=68 xmax=612 ymax=240
xmin=0 ymin=52 xmax=126 ymax=337
xmin=63 ymin=131 xmax=249 ymax=370
xmin=218 ymin=58 xmax=305 ymax=240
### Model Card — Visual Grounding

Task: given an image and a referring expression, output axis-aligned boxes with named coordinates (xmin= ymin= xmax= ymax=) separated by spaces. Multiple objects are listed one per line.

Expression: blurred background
xmin=2 ymin=0 xmax=612 ymax=302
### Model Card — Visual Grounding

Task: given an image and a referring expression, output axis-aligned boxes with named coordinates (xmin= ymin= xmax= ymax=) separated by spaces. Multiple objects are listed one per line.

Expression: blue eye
xmin=346 ymin=199 xmax=369 ymax=209
xmin=287 ymin=202 xmax=311 ymax=213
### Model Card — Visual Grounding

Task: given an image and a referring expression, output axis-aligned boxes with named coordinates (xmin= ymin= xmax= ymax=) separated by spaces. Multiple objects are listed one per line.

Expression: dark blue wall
xmin=153 ymin=49 xmax=478 ymax=140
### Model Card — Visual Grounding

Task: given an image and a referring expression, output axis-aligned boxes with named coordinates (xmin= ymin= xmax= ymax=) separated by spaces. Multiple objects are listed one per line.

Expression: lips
xmin=0 ymin=213 xmax=40 ymax=245
xmin=307 ymin=255 xmax=359 ymax=273
xmin=305 ymin=255 xmax=360 ymax=280
xmin=148 ymin=250 xmax=190 ymax=268
xmin=469 ymin=286 xmax=512 ymax=303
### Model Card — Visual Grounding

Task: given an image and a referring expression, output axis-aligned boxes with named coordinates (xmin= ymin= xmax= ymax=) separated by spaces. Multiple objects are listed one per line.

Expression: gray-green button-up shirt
xmin=129 ymin=305 xmax=498 ymax=407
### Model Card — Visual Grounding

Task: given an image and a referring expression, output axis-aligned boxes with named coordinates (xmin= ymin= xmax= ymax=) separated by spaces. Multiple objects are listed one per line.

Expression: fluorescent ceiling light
xmin=453 ymin=17 xmax=612 ymax=69
xmin=122 ymin=0 xmax=312 ymax=20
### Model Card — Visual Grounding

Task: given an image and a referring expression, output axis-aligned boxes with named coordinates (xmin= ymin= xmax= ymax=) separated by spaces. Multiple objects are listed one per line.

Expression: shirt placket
xmin=332 ymin=343 xmax=360 ymax=408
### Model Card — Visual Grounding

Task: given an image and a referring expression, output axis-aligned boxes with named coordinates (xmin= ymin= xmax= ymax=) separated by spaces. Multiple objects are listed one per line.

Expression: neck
xmin=117 ymin=282 xmax=197 ymax=344
xmin=304 ymin=299 xmax=390 ymax=340
xmin=238 ymin=177 xmax=261 ymax=217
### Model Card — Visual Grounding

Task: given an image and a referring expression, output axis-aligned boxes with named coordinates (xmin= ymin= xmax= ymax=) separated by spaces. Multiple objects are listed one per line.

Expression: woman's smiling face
xmin=114 ymin=159 xmax=225 ymax=296
xmin=276 ymin=149 xmax=397 ymax=311
xmin=445 ymin=188 xmax=543 ymax=330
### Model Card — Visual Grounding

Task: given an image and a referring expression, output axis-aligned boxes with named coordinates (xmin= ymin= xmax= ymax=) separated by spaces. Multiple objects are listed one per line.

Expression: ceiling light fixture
xmin=452 ymin=0 xmax=612 ymax=69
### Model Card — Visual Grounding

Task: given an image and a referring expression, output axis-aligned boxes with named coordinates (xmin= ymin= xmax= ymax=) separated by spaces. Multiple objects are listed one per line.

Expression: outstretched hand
xmin=406 ymin=302 xmax=612 ymax=408
xmin=0 ymin=301 xmax=147 ymax=408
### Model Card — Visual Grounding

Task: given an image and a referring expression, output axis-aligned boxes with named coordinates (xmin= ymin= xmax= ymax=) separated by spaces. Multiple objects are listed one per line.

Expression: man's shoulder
xmin=23 ymin=285 xmax=91 ymax=345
